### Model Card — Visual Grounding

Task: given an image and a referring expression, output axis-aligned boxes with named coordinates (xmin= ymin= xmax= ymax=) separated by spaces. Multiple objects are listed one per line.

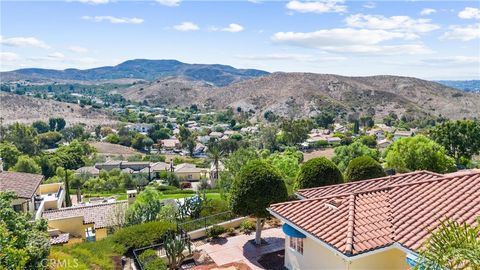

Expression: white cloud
xmin=247 ymin=0 xmax=263 ymax=4
xmin=156 ymin=0 xmax=181 ymax=7
xmin=69 ymin=46 xmax=88 ymax=53
xmin=363 ymin=1 xmax=376 ymax=9
xmin=81 ymin=16 xmax=144 ymax=24
xmin=271 ymin=28 xmax=432 ymax=55
xmin=345 ymin=14 xmax=439 ymax=33
xmin=458 ymin=7 xmax=480 ymax=20
xmin=48 ymin=52 xmax=65 ymax=59
xmin=421 ymin=55 xmax=480 ymax=65
xmin=0 ymin=52 xmax=19 ymax=61
xmin=222 ymin=23 xmax=244 ymax=33
xmin=286 ymin=0 xmax=347 ymax=14
xmin=173 ymin=22 xmax=199 ymax=31
xmin=420 ymin=8 xmax=436 ymax=16
xmin=0 ymin=36 xmax=50 ymax=49
xmin=442 ymin=24 xmax=480 ymax=41
xmin=237 ymin=53 xmax=346 ymax=62
xmin=77 ymin=0 xmax=110 ymax=5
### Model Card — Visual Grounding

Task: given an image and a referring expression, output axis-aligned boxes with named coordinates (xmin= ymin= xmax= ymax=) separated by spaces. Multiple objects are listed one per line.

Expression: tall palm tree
xmin=207 ymin=144 xmax=223 ymax=188
xmin=416 ymin=217 xmax=480 ymax=270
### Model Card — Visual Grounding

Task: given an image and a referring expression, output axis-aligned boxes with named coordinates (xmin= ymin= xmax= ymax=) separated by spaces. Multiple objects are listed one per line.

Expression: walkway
xmin=196 ymin=228 xmax=285 ymax=270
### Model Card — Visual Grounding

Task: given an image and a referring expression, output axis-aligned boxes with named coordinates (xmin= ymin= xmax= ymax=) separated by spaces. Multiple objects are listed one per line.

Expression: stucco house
xmin=174 ymin=163 xmax=203 ymax=181
xmin=43 ymin=201 xmax=128 ymax=245
xmin=0 ymin=170 xmax=65 ymax=219
xmin=268 ymin=170 xmax=480 ymax=270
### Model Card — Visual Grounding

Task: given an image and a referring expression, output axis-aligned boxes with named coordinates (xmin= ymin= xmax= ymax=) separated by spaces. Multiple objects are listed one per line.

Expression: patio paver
xmin=197 ymin=228 xmax=285 ymax=270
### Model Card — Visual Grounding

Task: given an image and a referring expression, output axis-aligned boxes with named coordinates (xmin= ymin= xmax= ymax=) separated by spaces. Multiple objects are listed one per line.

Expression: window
xmin=289 ymin=236 xmax=303 ymax=254
xmin=188 ymin=174 xmax=193 ymax=180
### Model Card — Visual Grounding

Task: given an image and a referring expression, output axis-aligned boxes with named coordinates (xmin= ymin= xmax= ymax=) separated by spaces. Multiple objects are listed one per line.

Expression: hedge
xmin=110 ymin=221 xmax=176 ymax=251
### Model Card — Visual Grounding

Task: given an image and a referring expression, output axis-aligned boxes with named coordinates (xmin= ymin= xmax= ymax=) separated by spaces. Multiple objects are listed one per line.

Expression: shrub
xmin=295 ymin=157 xmax=343 ymax=189
xmin=226 ymin=227 xmax=236 ymax=236
xmin=180 ymin=182 xmax=192 ymax=189
xmin=345 ymin=156 xmax=386 ymax=182
xmin=139 ymin=249 xmax=167 ymax=270
xmin=111 ymin=221 xmax=176 ymax=252
xmin=162 ymin=189 xmax=195 ymax=195
xmin=207 ymin=225 xmax=226 ymax=238
xmin=240 ymin=220 xmax=255 ymax=234
xmin=156 ymin=185 xmax=179 ymax=191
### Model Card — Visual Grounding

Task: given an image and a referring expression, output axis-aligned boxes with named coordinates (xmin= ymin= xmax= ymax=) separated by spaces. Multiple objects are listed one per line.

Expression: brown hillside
xmin=0 ymin=92 xmax=118 ymax=127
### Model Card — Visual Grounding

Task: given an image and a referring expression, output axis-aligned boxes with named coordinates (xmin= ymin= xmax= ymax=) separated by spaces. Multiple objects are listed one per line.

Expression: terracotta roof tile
xmin=0 ymin=171 xmax=44 ymax=199
xmin=50 ymin=233 xmax=70 ymax=245
xmin=43 ymin=201 xmax=128 ymax=229
xmin=269 ymin=171 xmax=480 ymax=256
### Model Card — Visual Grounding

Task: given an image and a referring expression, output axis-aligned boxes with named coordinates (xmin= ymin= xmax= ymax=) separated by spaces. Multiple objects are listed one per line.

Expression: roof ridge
xmin=344 ymin=194 xmax=356 ymax=255
xmin=296 ymin=170 xmax=441 ymax=193
xmin=43 ymin=200 xmax=128 ymax=213
xmin=271 ymin=171 xmax=480 ymax=207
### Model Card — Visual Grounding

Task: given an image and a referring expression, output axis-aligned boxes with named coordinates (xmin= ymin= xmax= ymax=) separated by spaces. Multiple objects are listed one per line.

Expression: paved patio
xmin=196 ymin=228 xmax=285 ymax=270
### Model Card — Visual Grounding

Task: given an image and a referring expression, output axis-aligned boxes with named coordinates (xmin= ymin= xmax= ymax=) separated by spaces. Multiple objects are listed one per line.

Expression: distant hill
xmin=121 ymin=73 xmax=480 ymax=120
xmin=0 ymin=92 xmax=117 ymax=127
xmin=1 ymin=59 xmax=269 ymax=86
xmin=436 ymin=80 xmax=480 ymax=93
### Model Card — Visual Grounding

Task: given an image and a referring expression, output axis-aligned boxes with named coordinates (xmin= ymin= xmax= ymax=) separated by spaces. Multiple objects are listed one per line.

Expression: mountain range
xmin=2 ymin=59 xmax=479 ymax=121
xmin=1 ymin=59 xmax=269 ymax=86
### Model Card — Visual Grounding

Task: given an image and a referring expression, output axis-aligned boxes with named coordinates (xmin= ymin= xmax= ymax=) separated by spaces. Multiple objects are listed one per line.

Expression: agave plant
xmin=164 ymin=232 xmax=192 ymax=270
xmin=416 ymin=217 xmax=480 ymax=270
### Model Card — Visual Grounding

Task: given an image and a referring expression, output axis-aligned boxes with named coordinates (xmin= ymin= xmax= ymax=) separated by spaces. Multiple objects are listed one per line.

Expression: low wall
xmin=188 ymin=216 xmax=247 ymax=240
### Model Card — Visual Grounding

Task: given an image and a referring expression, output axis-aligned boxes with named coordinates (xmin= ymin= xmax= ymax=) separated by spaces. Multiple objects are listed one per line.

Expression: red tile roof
xmin=269 ymin=171 xmax=480 ymax=256
xmin=0 ymin=171 xmax=44 ymax=199
xmin=296 ymin=170 xmax=442 ymax=199
xmin=43 ymin=201 xmax=128 ymax=229
xmin=50 ymin=233 xmax=70 ymax=245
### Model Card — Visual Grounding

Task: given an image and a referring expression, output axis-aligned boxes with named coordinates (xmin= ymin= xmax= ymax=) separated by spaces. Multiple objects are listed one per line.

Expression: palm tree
xmin=207 ymin=144 xmax=223 ymax=188
xmin=416 ymin=217 xmax=480 ymax=270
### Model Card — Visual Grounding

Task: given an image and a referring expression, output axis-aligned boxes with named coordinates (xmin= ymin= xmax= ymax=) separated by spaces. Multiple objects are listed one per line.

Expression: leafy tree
xmin=5 ymin=123 xmax=38 ymax=155
xmin=48 ymin=117 xmax=66 ymax=131
xmin=131 ymin=133 xmax=147 ymax=151
xmin=143 ymin=137 xmax=154 ymax=153
xmin=183 ymin=137 xmax=196 ymax=157
xmin=315 ymin=111 xmax=335 ymax=128
xmin=138 ymin=249 xmax=167 ymax=270
xmin=279 ymin=119 xmax=312 ymax=146
xmin=94 ymin=125 xmax=102 ymax=139
xmin=416 ymin=218 xmax=480 ymax=270
xmin=385 ymin=135 xmax=456 ymax=173
xmin=345 ymin=156 xmax=386 ymax=181
xmin=332 ymin=141 xmax=379 ymax=172
xmin=12 ymin=155 xmax=41 ymax=174
xmin=148 ymin=126 xmax=171 ymax=141
xmin=268 ymin=148 xmax=302 ymax=193
xmin=295 ymin=157 xmax=343 ymax=189
xmin=258 ymin=124 xmax=279 ymax=152
xmin=37 ymin=131 xmax=62 ymax=149
xmin=126 ymin=187 xmax=164 ymax=225
xmin=0 ymin=192 xmax=50 ymax=270
xmin=430 ymin=120 xmax=480 ymax=165
xmin=263 ymin=111 xmax=278 ymax=122
xmin=356 ymin=135 xmax=377 ymax=148
xmin=218 ymin=147 xmax=259 ymax=194
xmin=61 ymin=124 xmax=86 ymax=142
xmin=31 ymin=121 xmax=50 ymax=134
xmin=0 ymin=142 xmax=21 ymax=170
xmin=105 ymin=133 xmax=120 ymax=144
xmin=230 ymin=160 xmax=288 ymax=245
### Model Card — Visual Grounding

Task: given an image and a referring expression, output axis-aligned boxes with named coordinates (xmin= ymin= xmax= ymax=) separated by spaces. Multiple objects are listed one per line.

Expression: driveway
xmin=196 ymin=228 xmax=285 ymax=269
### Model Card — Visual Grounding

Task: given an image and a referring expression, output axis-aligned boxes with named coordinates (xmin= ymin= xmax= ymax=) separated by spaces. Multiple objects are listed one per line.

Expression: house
xmin=174 ymin=163 xmax=203 ymax=181
xmin=0 ymin=169 xmax=66 ymax=219
xmin=327 ymin=136 xmax=342 ymax=144
xmin=377 ymin=139 xmax=392 ymax=149
xmin=393 ymin=130 xmax=415 ymax=141
xmin=268 ymin=170 xmax=480 ymax=270
xmin=334 ymin=123 xmax=346 ymax=133
xmin=43 ymin=201 xmax=128 ymax=245
xmin=161 ymin=138 xmax=181 ymax=150
xmin=75 ymin=166 xmax=100 ymax=176
xmin=126 ymin=123 xmax=153 ymax=133
xmin=94 ymin=161 xmax=150 ymax=173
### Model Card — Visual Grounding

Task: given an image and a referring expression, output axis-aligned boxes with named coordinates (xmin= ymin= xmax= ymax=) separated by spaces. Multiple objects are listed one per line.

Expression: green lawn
xmin=158 ymin=193 xmax=221 ymax=200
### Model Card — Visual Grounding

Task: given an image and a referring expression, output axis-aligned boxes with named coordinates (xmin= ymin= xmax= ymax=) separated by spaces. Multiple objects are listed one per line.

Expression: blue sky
xmin=1 ymin=0 xmax=479 ymax=79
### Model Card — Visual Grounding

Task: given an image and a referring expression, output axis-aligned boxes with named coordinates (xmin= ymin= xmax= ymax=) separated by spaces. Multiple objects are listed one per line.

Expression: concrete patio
xmin=196 ymin=228 xmax=285 ymax=269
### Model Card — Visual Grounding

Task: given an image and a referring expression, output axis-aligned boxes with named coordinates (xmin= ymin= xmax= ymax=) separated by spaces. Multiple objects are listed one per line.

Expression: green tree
xmin=143 ymin=137 xmax=154 ymax=153
xmin=385 ymin=135 xmax=456 ymax=173
xmin=61 ymin=124 xmax=85 ymax=142
xmin=207 ymin=144 xmax=223 ymax=187
xmin=5 ymin=123 xmax=38 ymax=155
xmin=258 ymin=124 xmax=279 ymax=152
xmin=126 ymin=187 xmax=164 ymax=225
xmin=183 ymin=137 xmax=196 ymax=157
xmin=279 ymin=119 xmax=312 ymax=146
xmin=230 ymin=160 xmax=288 ymax=245
xmin=218 ymin=147 xmax=259 ymax=194
xmin=37 ymin=131 xmax=62 ymax=149
xmin=0 ymin=142 xmax=21 ymax=170
xmin=31 ymin=121 xmax=50 ymax=134
xmin=54 ymin=167 xmax=74 ymax=207
xmin=315 ymin=111 xmax=335 ymax=128
xmin=356 ymin=135 xmax=377 ymax=148
xmin=295 ymin=157 xmax=343 ymax=189
xmin=0 ymin=192 xmax=50 ymax=270
xmin=131 ymin=133 xmax=147 ymax=151
xmin=268 ymin=148 xmax=302 ymax=194
xmin=416 ymin=218 xmax=480 ymax=270
xmin=332 ymin=141 xmax=379 ymax=172
xmin=105 ymin=133 xmax=120 ymax=144
xmin=430 ymin=120 xmax=480 ymax=165
xmin=12 ymin=156 xmax=41 ymax=174
xmin=48 ymin=117 xmax=66 ymax=131
xmin=345 ymin=156 xmax=386 ymax=182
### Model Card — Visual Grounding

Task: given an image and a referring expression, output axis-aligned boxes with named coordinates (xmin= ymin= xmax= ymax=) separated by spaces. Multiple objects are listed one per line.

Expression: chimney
xmin=127 ymin=189 xmax=137 ymax=204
